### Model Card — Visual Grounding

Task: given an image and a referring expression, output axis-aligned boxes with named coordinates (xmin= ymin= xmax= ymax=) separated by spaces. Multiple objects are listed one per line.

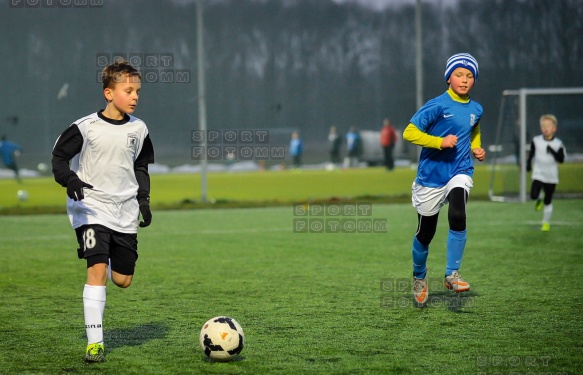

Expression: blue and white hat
xmin=444 ymin=53 xmax=479 ymax=83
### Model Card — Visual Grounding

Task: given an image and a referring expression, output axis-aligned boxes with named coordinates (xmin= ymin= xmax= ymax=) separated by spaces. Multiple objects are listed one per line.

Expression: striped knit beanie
xmin=444 ymin=53 xmax=478 ymax=83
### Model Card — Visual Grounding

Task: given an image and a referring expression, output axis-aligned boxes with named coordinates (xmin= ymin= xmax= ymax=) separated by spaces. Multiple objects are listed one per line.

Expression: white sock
xmin=83 ymin=284 xmax=106 ymax=345
xmin=543 ymin=203 xmax=553 ymax=224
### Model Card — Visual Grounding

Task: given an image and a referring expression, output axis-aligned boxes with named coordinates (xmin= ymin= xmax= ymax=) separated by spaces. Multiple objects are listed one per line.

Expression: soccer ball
xmin=199 ymin=316 xmax=244 ymax=362
xmin=17 ymin=190 xmax=28 ymax=202
xmin=37 ymin=163 xmax=48 ymax=173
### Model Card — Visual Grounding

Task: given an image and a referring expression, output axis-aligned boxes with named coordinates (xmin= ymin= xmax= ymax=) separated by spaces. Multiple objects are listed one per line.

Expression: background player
xmin=526 ymin=114 xmax=565 ymax=232
xmin=51 ymin=60 xmax=154 ymax=362
xmin=0 ymin=135 xmax=22 ymax=183
xmin=380 ymin=119 xmax=397 ymax=171
xmin=402 ymin=53 xmax=485 ymax=306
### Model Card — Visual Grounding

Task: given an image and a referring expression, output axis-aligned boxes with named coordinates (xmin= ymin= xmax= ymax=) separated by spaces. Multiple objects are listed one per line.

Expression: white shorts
xmin=412 ymin=174 xmax=473 ymax=216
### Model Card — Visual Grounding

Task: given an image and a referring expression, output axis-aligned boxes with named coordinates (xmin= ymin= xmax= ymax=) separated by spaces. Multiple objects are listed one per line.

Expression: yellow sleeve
xmin=470 ymin=124 xmax=481 ymax=150
xmin=402 ymin=123 xmax=443 ymax=149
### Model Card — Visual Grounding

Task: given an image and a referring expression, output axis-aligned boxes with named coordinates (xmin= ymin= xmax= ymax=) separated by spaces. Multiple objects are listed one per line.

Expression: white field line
xmin=522 ymin=221 xmax=581 ymax=226
xmin=2 ymin=220 xmax=581 ymax=242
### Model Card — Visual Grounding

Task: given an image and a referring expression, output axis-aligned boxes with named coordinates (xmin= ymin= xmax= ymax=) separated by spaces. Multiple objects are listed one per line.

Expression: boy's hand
xmin=441 ymin=135 xmax=458 ymax=148
xmin=139 ymin=202 xmax=152 ymax=227
xmin=472 ymin=147 xmax=486 ymax=161
xmin=67 ymin=178 xmax=93 ymax=201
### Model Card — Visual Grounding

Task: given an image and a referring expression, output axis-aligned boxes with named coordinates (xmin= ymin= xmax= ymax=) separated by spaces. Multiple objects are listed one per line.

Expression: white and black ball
xmin=199 ymin=316 xmax=244 ymax=362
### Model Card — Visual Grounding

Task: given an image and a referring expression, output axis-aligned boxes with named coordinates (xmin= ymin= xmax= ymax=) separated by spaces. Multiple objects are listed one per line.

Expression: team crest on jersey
xmin=470 ymin=114 xmax=476 ymax=126
xmin=127 ymin=133 xmax=138 ymax=149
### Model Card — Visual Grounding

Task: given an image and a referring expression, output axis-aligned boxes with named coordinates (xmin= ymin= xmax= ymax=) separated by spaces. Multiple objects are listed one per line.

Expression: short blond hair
xmin=540 ymin=114 xmax=558 ymax=126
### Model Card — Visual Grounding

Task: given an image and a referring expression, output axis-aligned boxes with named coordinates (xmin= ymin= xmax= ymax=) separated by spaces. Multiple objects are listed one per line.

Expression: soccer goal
xmin=489 ymin=87 xmax=583 ymax=202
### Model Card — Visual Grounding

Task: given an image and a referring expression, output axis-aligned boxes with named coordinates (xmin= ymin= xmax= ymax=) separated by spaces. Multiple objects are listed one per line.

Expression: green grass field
xmin=1 ymin=163 xmax=582 ymax=214
xmin=2 ymin=167 xmax=420 ymax=213
xmin=1 ymin=196 xmax=582 ymax=374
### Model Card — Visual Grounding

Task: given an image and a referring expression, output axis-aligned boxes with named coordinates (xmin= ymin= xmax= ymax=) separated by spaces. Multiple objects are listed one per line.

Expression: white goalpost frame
xmin=490 ymin=87 xmax=583 ymax=203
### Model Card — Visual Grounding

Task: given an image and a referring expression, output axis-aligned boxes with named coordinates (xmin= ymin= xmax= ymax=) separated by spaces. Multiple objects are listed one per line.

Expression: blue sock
xmin=412 ymin=237 xmax=428 ymax=278
xmin=446 ymin=229 xmax=467 ymax=276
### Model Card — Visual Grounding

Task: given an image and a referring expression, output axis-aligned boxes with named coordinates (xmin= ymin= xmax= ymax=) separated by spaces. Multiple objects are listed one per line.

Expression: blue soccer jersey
xmin=410 ymin=90 xmax=483 ymax=188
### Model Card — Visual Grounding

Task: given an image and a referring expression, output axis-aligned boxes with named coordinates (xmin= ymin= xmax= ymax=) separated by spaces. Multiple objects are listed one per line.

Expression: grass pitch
xmin=1 ymin=199 xmax=582 ymax=374
xmin=1 ymin=163 xmax=582 ymax=214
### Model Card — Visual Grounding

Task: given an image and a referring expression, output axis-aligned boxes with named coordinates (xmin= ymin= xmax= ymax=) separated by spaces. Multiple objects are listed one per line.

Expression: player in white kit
xmin=526 ymin=114 xmax=565 ymax=232
xmin=52 ymin=60 xmax=154 ymax=362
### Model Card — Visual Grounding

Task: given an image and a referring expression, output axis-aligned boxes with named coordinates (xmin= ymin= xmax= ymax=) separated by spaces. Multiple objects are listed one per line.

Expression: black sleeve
xmin=547 ymin=145 xmax=565 ymax=163
xmin=134 ymin=134 xmax=154 ymax=204
xmin=526 ymin=140 xmax=535 ymax=171
xmin=51 ymin=125 xmax=83 ymax=187
xmin=135 ymin=134 xmax=155 ymax=167
xmin=557 ymin=147 xmax=565 ymax=163
xmin=135 ymin=165 xmax=150 ymax=204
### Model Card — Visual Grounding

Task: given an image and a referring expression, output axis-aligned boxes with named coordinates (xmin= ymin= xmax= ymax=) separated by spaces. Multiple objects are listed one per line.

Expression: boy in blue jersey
xmin=0 ymin=135 xmax=22 ymax=183
xmin=402 ymin=53 xmax=486 ymax=306
xmin=289 ymin=131 xmax=304 ymax=168
xmin=343 ymin=127 xmax=362 ymax=168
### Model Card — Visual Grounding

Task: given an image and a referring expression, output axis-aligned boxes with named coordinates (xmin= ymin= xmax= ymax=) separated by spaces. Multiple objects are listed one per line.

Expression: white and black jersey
xmin=52 ymin=110 xmax=155 ymax=233
xmin=527 ymin=135 xmax=565 ymax=184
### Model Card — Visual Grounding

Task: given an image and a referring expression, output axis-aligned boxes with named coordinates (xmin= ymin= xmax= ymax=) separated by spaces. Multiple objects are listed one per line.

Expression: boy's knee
xmin=113 ymin=279 xmax=132 ymax=288
xmin=416 ymin=227 xmax=436 ymax=246
xmin=86 ymin=263 xmax=108 ymax=286
xmin=448 ymin=208 xmax=466 ymax=232
xmin=415 ymin=214 xmax=438 ymax=246
xmin=415 ymin=233 xmax=432 ymax=246
xmin=112 ymin=273 xmax=133 ymax=288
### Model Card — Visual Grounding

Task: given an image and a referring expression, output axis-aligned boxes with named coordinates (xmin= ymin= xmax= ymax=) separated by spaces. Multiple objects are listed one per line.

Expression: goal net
xmin=489 ymin=87 xmax=583 ymax=202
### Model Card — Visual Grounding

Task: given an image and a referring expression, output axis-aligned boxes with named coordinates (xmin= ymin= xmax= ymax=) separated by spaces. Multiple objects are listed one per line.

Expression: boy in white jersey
xmin=52 ymin=60 xmax=155 ymax=362
xmin=527 ymin=114 xmax=565 ymax=232
xmin=403 ymin=53 xmax=486 ymax=307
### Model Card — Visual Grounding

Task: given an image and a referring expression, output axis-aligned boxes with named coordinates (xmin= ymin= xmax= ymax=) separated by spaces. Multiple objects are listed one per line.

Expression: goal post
xmin=489 ymin=87 xmax=583 ymax=203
